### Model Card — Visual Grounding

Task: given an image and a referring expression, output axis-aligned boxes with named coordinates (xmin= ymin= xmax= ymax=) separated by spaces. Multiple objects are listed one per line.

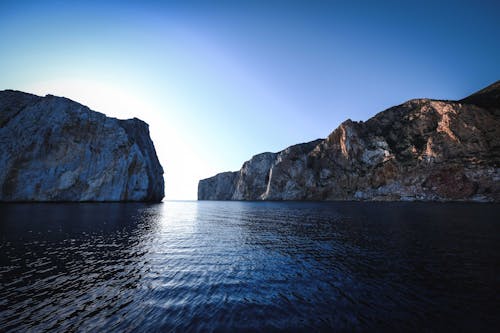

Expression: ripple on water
xmin=0 ymin=201 xmax=499 ymax=332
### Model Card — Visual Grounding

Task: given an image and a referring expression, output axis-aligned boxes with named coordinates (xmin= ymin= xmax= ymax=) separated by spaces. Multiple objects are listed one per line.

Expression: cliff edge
xmin=0 ymin=90 xmax=164 ymax=202
xmin=199 ymin=81 xmax=500 ymax=202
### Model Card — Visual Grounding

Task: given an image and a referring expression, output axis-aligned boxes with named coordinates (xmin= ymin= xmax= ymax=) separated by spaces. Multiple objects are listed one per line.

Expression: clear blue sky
xmin=1 ymin=0 xmax=499 ymax=199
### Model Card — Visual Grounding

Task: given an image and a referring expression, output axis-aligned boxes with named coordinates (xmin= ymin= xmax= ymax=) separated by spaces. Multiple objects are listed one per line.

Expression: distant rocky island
xmin=199 ymin=81 xmax=500 ymax=202
xmin=0 ymin=90 xmax=164 ymax=202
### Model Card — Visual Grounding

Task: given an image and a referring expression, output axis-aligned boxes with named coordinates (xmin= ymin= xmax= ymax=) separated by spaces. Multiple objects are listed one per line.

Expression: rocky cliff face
xmin=0 ymin=90 xmax=164 ymax=202
xmin=199 ymin=81 xmax=500 ymax=202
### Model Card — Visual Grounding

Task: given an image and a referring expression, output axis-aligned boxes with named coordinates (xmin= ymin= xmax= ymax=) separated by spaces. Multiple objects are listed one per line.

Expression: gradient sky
xmin=1 ymin=0 xmax=499 ymax=199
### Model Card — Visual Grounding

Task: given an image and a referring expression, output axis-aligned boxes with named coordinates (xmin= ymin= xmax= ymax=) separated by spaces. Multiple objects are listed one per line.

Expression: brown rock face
xmin=423 ymin=167 xmax=477 ymax=200
xmin=199 ymin=81 xmax=500 ymax=202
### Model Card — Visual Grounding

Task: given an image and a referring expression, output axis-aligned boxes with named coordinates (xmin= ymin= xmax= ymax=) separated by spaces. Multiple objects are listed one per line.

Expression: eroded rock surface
xmin=199 ymin=81 xmax=500 ymax=202
xmin=0 ymin=90 xmax=164 ymax=202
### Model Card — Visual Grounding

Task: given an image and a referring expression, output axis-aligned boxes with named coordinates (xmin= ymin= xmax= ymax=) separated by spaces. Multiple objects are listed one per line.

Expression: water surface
xmin=1 ymin=201 xmax=499 ymax=332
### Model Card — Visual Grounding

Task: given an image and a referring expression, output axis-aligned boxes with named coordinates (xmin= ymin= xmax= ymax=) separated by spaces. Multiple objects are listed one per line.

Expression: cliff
xmin=0 ymin=90 xmax=164 ymax=202
xmin=199 ymin=81 xmax=500 ymax=202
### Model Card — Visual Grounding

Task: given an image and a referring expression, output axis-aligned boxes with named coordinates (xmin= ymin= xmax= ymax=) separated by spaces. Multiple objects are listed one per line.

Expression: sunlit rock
xmin=199 ymin=81 xmax=500 ymax=202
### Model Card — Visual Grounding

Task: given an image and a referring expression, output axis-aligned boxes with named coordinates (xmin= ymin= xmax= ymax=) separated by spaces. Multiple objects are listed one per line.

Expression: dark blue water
xmin=0 ymin=201 xmax=499 ymax=332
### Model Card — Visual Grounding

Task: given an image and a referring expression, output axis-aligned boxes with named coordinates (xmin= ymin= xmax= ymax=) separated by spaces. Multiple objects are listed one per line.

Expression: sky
xmin=1 ymin=0 xmax=499 ymax=200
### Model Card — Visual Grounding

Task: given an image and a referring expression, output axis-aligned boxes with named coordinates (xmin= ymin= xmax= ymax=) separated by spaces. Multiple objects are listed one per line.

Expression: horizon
xmin=1 ymin=0 xmax=499 ymax=200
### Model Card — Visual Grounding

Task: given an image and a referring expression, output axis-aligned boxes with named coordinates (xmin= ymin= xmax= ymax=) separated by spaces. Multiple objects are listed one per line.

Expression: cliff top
xmin=460 ymin=80 xmax=500 ymax=109
xmin=0 ymin=90 xmax=150 ymax=127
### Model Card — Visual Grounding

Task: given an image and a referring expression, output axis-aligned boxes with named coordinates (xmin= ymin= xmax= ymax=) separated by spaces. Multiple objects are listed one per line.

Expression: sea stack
xmin=199 ymin=81 xmax=500 ymax=202
xmin=0 ymin=90 xmax=164 ymax=202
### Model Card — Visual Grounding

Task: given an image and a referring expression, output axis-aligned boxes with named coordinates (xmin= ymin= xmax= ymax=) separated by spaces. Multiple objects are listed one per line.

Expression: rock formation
xmin=199 ymin=81 xmax=500 ymax=202
xmin=0 ymin=90 xmax=164 ymax=202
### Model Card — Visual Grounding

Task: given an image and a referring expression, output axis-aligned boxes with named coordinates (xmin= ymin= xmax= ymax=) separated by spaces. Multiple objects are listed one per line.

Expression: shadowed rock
xmin=198 ymin=171 xmax=238 ymax=200
xmin=199 ymin=81 xmax=500 ymax=202
xmin=0 ymin=90 xmax=164 ymax=202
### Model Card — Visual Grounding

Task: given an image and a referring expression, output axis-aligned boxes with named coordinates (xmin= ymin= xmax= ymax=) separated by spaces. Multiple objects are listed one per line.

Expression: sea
xmin=0 ymin=201 xmax=499 ymax=332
